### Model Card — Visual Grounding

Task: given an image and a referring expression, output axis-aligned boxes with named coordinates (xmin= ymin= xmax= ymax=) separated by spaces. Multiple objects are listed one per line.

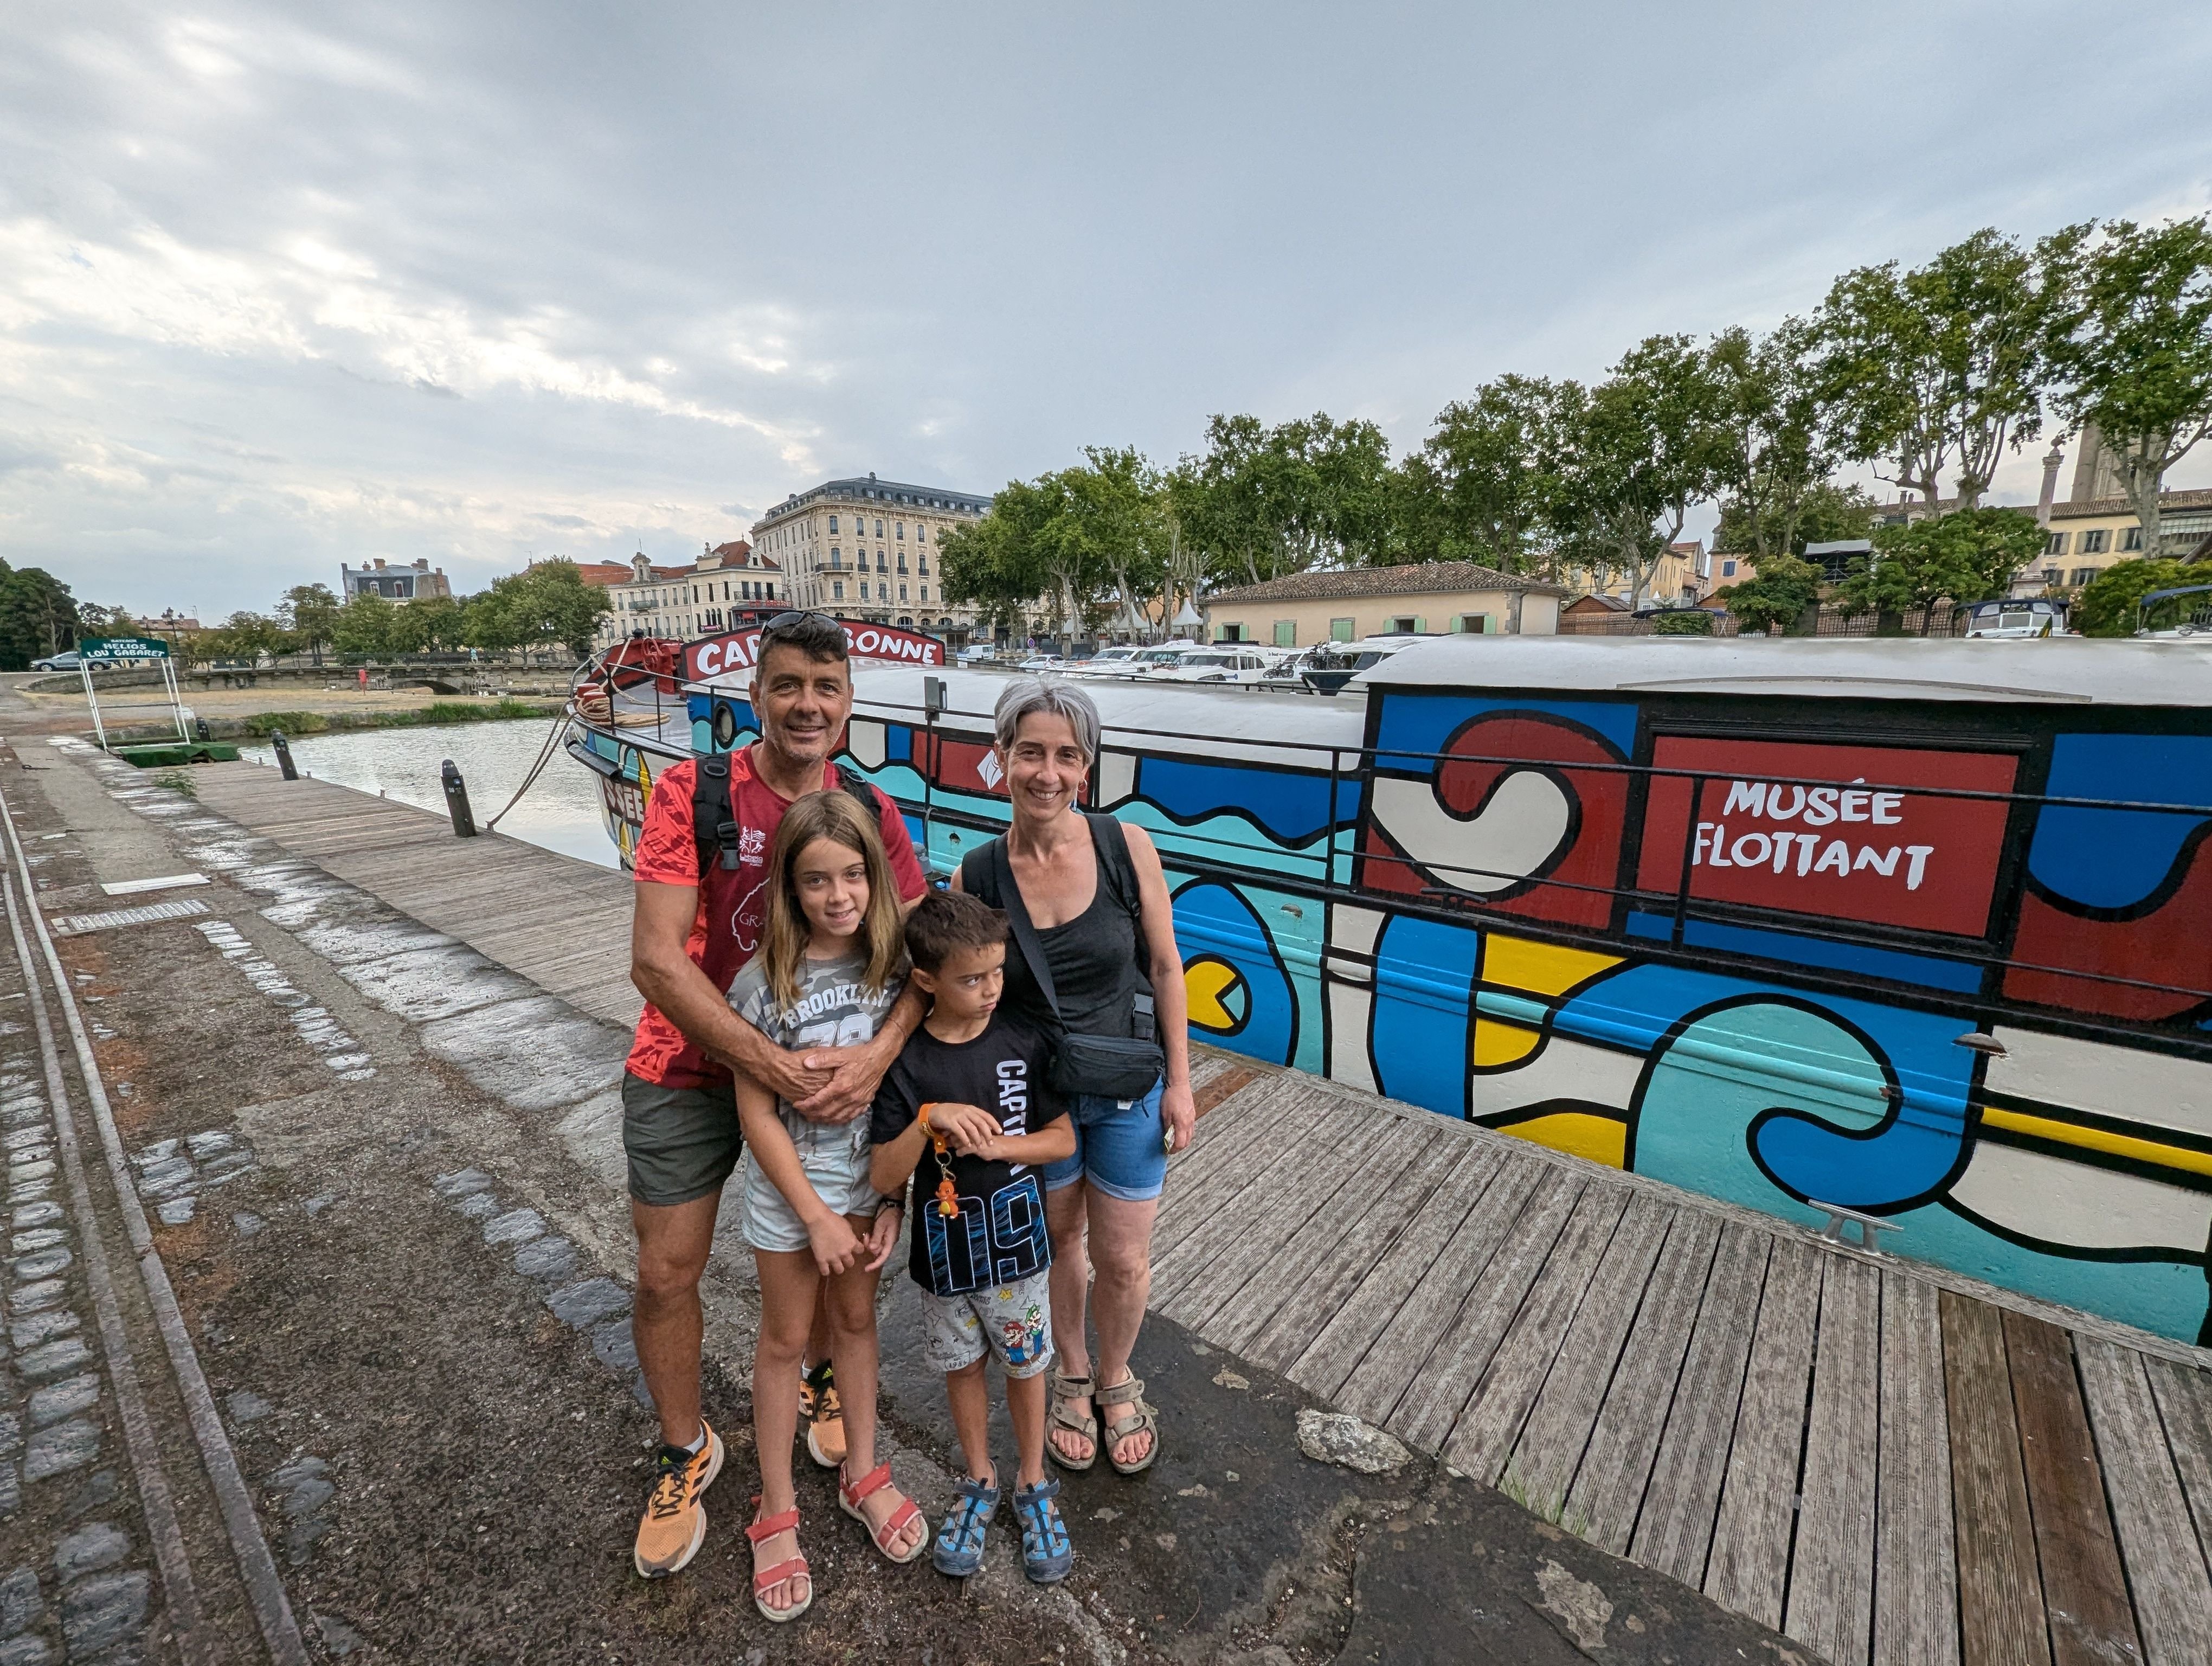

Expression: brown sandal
xmin=1047 ymin=1368 xmax=1099 ymax=1472
xmin=1096 ymin=1373 xmax=1159 ymax=1475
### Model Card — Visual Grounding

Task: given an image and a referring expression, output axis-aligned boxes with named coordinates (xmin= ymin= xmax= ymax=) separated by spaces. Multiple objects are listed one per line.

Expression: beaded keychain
xmin=919 ymin=1103 xmax=960 ymax=1216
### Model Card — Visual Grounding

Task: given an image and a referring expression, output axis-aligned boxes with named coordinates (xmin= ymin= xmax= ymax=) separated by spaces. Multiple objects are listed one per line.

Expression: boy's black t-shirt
xmin=870 ymin=1009 xmax=1066 ymax=1298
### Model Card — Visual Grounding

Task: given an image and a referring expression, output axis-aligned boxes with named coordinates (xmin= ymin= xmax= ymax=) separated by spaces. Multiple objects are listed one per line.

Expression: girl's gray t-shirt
xmin=728 ymin=950 xmax=902 ymax=1156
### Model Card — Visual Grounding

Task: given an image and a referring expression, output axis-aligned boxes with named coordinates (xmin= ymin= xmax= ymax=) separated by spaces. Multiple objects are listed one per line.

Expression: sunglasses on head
xmin=759 ymin=609 xmax=840 ymax=637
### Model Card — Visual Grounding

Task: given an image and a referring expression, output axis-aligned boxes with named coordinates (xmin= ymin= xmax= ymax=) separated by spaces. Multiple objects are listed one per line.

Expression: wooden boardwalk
xmin=1163 ymin=1069 xmax=2212 ymax=1666
xmin=181 ymin=757 xmax=2212 ymax=1666
xmin=188 ymin=760 xmax=644 ymax=1028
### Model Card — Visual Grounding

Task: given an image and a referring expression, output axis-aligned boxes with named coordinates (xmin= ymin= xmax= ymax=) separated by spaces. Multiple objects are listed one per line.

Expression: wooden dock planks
xmin=1874 ymin=1273 xmax=1958 ymax=1666
xmin=1379 ymin=1164 xmax=1584 ymax=1449
xmin=1456 ymin=1186 xmax=1666 ymax=1493
xmin=1943 ymin=1291 xmax=2050 ymax=1666
xmin=1625 ymin=1220 xmax=1770 ymax=1586
xmin=1237 ymin=1132 xmax=1476 ymax=1372
xmin=1564 ymin=1208 xmax=1722 ymax=1558
xmin=1703 ymin=1236 xmax=1821 ymax=1631
xmin=2075 ymin=1338 xmax=2212 ymax=1666
xmin=1283 ymin=1142 xmax=1512 ymax=1402
xmin=2006 ymin=1311 xmax=2142 ymax=1666
xmin=1786 ymin=1254 xmax=1881 ymax=1666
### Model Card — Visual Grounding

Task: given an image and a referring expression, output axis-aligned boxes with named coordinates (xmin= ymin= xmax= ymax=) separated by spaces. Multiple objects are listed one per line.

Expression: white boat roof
xmin=1359 ymin=635 xmax=2212 ymax=707
xmin=689 ymin=662 xmax=1370 ymax=766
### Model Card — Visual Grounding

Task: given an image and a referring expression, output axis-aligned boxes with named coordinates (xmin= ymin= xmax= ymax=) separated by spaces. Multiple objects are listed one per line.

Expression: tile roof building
xmin=1201 ymin=561 xmax=1567 ymax=645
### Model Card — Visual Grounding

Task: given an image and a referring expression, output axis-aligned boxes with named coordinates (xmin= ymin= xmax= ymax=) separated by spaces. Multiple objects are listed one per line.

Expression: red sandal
xmin=839 ymin=1460 xmax=928 ymax=1565
xmin=746 ymin=1500 xmax=812 ymax=1623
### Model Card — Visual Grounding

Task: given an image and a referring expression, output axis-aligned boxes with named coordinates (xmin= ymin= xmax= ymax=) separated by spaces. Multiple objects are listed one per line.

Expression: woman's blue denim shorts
xmin=1040 ymin=1080 xmax=1168 ymax=1203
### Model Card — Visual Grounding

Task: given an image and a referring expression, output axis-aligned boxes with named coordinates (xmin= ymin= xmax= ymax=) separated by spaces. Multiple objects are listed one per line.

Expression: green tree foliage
xmin=1174 ymin=412 xmax=1400 ymax=588
xmin=1832 ymin=507 xmax=2043 ymax=630
xmin=1650 ymin=608 xmax=1714 ymax=636
xmin=0 ymin=563 xmax=83 ymax=669
xmin=1706 ymin=321 xmax=1843 ymax=562
xmin=387 ymin=593 xmax=467 ymax=653
xmin=1405 ymin=375 xmax=1576 ymax=571
xmin=1714 ymin=480 xmax=1877 ymax=558
xmin=943 ymin=448 xmax=1176 ymax=635
xmin=330 ymin=591 xmax=399 ymax=659
xmin=2041 ymin=216 xmax=2212 ymax=562
xmin=196 ymin=611 xmax=291 ymax=665
xmin=277 ymin=584 xmax=342 ymax=664
xmin=2072 ymin=558 xmax=2207 ymax=637
xmin=1722 ymin=552 xmax=1823 ymax=635
xmin=474 ymin=560 xmax=610 ymax=657
xmin=1815 ymin=228 xmax=2054 ymax=510
xmin=1553 ymin=336 xmax=1732 ymax=607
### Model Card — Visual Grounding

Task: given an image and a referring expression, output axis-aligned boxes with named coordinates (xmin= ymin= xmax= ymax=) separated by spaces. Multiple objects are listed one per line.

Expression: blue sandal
xmin=1014 ymin=1478 xmax=1072 ymax=1584
xmin=932 ymin=1472 xmax=999 ymax=1578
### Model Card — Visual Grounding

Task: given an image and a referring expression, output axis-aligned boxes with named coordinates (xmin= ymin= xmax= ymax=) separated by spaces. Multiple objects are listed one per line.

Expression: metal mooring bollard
xmin=441 ymin=759 xmax=478 ymax=837
xmin=194 ymin=716 xmax=211 ymax=741
xmin=271 ymin=731 xmax=299 ymax=781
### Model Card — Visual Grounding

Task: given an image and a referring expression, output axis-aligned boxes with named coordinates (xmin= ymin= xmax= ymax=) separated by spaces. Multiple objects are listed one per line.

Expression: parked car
xmin=30 ymin=650 xmax=81 ymax=671
xmin=1964 ymin=599 xmax=2066 ymax=639
xmin=1147 ymin=648 xmax=1293 ymax=685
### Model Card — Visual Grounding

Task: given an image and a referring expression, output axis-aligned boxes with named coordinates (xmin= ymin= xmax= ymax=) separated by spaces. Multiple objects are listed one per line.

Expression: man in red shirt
xmin=623 ymin=612 xmax=927 ymax=1579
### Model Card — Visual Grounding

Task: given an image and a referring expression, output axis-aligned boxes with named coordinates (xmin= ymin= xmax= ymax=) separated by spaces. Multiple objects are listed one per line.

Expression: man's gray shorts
xmin=622 ymin=1073 xmax=741 ymax=1207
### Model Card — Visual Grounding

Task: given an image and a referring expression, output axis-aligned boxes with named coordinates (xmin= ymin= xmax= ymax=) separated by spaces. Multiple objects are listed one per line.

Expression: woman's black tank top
xmin=961 ymin=813 xmax=1146 ymax=1039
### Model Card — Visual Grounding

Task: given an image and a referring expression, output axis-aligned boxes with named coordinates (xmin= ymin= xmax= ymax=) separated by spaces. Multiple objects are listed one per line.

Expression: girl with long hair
xmin=729 ymin=790 xmax=926 ymax=1621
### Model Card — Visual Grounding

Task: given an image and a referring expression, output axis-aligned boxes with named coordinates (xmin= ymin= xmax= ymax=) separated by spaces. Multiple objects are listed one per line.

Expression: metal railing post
xmin=1671 ymin=773 xmax=1704 ymax=947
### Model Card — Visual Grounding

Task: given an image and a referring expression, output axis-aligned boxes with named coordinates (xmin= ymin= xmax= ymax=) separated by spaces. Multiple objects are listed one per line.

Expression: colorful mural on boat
xmin=569 ymin=667 xmax=2212 ymax=1345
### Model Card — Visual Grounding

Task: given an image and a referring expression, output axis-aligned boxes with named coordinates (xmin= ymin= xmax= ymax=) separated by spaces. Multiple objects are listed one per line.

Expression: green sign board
xmin=77 ymin=637 xmax=172 ymax=662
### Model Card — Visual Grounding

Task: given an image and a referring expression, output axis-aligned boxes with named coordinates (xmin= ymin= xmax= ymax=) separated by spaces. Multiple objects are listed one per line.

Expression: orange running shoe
xmin=632 ymin=1419 xmax=725 ymax=1578
xmin=802 ymin=1362 xmax=845 ymax=1469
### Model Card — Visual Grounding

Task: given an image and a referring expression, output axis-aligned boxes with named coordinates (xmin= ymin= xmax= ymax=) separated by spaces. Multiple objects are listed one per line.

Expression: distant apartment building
xmin=340 ymin=558 xmax=452 ymax=601
xmin=749 ymin=473 xmax=993 ymax=640
xmin=591 ymin=542 xmax=784 ymax=649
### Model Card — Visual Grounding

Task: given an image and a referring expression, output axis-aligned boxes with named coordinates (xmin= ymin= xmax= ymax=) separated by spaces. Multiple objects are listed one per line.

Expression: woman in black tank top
xmin=954 ymin=678 xmax=1195 ymax=1477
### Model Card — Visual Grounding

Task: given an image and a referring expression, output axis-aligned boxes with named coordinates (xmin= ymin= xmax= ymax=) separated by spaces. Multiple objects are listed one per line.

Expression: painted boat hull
xmin=568 ymin=636 xmax=2212 ymax=1344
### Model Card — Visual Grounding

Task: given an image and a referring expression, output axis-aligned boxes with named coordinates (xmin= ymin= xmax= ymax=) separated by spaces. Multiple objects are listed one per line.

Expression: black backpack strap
xmin=959 ymin=841 xmax=998 ymax=903
xmin=1085 ymin=813 xmax=1144 ymax=925
xmin=833 ymin=761 xmax=886 ymax=818
xmin=691 ymin=755 xmax=743 ymax=874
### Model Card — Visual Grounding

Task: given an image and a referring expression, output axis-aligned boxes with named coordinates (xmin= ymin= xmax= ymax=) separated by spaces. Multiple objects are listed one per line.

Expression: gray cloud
xmin=3 ymin=0 xmax=2211 ymax=612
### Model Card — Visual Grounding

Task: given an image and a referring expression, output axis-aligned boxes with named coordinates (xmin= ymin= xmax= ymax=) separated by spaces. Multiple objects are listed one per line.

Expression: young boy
xmin=870 ymin=890 xmax=1078 ymax=1584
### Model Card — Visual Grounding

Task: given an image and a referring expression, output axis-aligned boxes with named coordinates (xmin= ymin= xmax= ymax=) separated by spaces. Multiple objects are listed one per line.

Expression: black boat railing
xmin=565 ymin=668 xmax=2212 ymax=1052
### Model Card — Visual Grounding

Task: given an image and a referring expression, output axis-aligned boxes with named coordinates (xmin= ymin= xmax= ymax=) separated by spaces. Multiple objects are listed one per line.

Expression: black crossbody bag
xmin=993 ymin=832 xmax=1166 ymax=1102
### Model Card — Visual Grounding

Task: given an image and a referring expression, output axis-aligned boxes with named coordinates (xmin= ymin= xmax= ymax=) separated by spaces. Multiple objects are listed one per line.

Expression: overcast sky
xmin=5 ymin=2 xmax=2211 ymax=619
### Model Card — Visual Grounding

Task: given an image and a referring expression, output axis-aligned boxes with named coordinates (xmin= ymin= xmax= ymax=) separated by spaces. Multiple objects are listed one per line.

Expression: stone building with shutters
xmin=748 ymin=473 xmax=992 ymax=641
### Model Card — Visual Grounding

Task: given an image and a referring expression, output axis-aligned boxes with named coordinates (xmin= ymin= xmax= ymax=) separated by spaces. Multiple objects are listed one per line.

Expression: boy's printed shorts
xmin=919 ymin=1270 xmax=1054 ymax=1379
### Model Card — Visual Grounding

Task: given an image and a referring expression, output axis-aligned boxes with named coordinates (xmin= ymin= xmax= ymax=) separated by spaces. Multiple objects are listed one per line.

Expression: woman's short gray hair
xmin=994 ymin=677 xmax=1101 ymax=762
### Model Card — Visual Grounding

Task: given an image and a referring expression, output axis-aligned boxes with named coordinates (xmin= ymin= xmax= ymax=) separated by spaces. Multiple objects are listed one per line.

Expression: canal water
xmin=241 ymin=718 xmax=616 ymax=868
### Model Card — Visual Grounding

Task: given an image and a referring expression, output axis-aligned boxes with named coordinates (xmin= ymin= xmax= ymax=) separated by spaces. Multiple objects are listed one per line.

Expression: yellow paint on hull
xmin=1474 ymin=1017 xmax=1542 ymax=1068
xmin=1495 ymin=1111 xmax=1626 ymax=1169
xmin=1480 ymin=933 xmax=1622 ymax=999
xmin=1980 ymin=1105 xmax=2212 ymax=1182
xmin=1184 ymin=956 xmax=1244 ymax=1033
